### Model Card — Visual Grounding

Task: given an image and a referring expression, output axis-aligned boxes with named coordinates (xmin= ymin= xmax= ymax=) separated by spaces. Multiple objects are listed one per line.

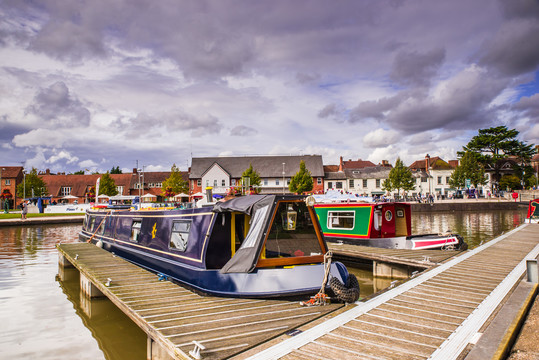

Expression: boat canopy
xmin=214 ymin=195 xmax=276 ymax=274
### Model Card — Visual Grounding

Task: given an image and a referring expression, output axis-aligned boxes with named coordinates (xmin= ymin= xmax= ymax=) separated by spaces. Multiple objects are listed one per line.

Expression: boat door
xmin=380 ymin=204 xmax=396 ymax=238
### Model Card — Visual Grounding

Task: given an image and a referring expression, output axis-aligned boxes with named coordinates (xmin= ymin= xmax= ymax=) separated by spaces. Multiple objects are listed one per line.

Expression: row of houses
xmin=1 ymin=152 xmax=538 ymax=208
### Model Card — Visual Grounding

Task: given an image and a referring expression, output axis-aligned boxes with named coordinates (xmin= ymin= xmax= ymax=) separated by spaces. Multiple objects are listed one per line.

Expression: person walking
xmin=21 ymin=201 xmax=28 ymax=220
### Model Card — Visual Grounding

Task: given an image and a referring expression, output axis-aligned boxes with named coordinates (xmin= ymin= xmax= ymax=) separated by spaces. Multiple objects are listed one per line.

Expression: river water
xmin=0 ymin=209 xmax=528 ymax=359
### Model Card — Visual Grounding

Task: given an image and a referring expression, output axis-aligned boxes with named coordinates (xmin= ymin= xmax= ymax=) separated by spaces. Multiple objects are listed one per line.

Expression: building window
xmin=317 ymin=178 xmax=322 ymax=185
xmin=5 ymin=179 xmax=10 ymax=185
xmin=61 ymin=187 xmax=72 ymax=196
xmin=231 ymin=179 xmax=236 ymax=186
xmin=437 ymin=176 xmax=442 ymax=185
xmin=213 ymin=179 xmax=217 ymax=187
xmin=116 ymin=186 xmax=124 ymax=194
xmin=421 ymin=177 xmax=427 ymax=183
xmin=197 ymin=179 xmax=201 ymax=186
xmin=446 ymin=176 xmax=450 ymax=184
xmin=363 ymin=179 xmax=368 ymax=188
xmin=336 ymin=182 xmax=343 ymax=189
xmin=327 ymin=211 xmax=355 ymax=229
xmin=287 ymin=179 xmax=290 ymax=185
xmin=264 ymin=179 xmax=268 ymax=186
xmin=276 ymin=179 xmax=280 ymax=186
xmin=170 ymin=220 xmax=191 ymax=252
xmin=349 ymin=179 xmax=354 ymax=188
xmin=222 ymin=179 xmax=225 ymax=187
xmin=327 ymin=182 xmax=332 ymax=188
xmin=376 ymin=179 xmax=380 ymax=188
xmin=206 ymin=180 xmax=209 ymax=187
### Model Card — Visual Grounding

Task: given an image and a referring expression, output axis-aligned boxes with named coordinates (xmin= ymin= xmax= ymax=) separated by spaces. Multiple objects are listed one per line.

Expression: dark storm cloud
xmin=389 ymin=48 xmax=445 ymax=87
xmin=230 ymin=125 xmax=257 ymax=136
xmin=26 ymin=82 xmax=91 ymax=127
xmin=350 ymin=68 xmax=508 ymax=132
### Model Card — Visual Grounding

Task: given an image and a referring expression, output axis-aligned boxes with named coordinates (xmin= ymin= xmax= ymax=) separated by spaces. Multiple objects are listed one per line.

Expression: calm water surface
xmin=0 ymin=208 xmax=528 ymax=359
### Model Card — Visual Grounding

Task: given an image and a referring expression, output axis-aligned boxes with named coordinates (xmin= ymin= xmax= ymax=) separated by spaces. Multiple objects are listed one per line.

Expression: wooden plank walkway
xmin=57 ymin=243 xmax=343 ymax=360
xmin=328 ymin=243 xmax=464 ymax=267
xmin=241 ymin=223 xmax=539 ymax=360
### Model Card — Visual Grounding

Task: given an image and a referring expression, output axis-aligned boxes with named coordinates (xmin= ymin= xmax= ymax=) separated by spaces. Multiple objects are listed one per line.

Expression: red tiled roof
xmin=0 ymin=166 xmax=23 ymax=178
xmin=323 ymin=165 xmax=339 ymax=172
xmin=342 ymin=159 xmax=376 ymax=169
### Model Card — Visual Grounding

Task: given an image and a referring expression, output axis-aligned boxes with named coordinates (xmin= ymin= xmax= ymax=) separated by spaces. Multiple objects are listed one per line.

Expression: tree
xmin=241 ymin=163 xmax=262 ymax=193
xmin=449 ymin=151 xmax=487 ymax=189
xmin=110 ymin=166 xmax=122 ymax=174
xmin=289 ymin=160 xmax=314 ymax=194
xmin=16 ymin=168 xmax=48 ymax=198
xmin=99 ymin=172 xmax=118 ymax=196
xmin=73 ymin=170 xmax=85 ymax=175
xmin=161 ymin=164 xmax=188 ymax=197
xmin=461 ymin=126 xmax=535 ymax=189
xmin=499 ymin=174 xmax=520 ymax=191
xmin=382 ymin=158 xmax=415 ymax=198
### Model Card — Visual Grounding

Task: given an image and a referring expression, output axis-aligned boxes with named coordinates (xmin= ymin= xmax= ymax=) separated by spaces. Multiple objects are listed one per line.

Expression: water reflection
xmin=412 ymin=209 xmax=527 ymax=248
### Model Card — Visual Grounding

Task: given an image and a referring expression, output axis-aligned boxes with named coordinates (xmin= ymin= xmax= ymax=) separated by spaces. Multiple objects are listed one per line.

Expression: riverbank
xmin=0 ymin=215 xmax=84 ymax=227
xmin=411 ymin=198 xmax=522 ymax=212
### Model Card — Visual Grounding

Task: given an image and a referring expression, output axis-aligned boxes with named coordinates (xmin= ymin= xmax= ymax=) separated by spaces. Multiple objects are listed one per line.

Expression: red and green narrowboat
xmin=314 ymin=201 xmax=467 ymax=250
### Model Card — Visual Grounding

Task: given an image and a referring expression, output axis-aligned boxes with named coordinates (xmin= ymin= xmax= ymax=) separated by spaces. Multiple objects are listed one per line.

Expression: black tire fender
xmin=330 ymin=273 xmax=360 ymax=303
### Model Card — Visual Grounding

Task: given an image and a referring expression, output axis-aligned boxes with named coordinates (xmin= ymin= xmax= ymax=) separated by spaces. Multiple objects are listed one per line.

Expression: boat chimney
xmin=206 ymin=187 xmax=213 ymax=203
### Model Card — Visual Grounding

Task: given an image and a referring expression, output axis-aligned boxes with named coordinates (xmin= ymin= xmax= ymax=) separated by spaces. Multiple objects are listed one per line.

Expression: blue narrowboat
xmin=79 ymin=195 xmax=357 ymax=299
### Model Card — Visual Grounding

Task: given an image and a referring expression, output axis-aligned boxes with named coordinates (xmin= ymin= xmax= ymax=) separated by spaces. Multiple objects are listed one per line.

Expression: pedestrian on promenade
xmin=21 ymin=201 xmax=28 ymax=220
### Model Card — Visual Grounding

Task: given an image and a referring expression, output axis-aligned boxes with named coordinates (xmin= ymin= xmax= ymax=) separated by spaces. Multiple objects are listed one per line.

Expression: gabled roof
xmin=409 ymin=156 xmax=454 ymax=171
xmin=0 ymin=166 xmax=23 ymax=178
xmin=342 ymin=159 xmax=376 ymax=169
xmin=190 ymin=155 xmax=324 ymax=179
xmin=200 ymin=162 xmax=231 ymax=178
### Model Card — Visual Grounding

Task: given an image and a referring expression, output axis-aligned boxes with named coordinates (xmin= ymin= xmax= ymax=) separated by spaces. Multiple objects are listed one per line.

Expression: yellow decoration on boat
xmin=152 ymin=222 xmax=157 ymax=239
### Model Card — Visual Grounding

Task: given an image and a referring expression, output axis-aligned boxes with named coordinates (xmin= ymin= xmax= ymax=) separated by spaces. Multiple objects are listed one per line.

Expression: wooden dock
xmin=329 ymin=243 xmax=464 ymax=279
xmin=57 ymin=243 xmax=343 ymax=360
xmin=239 ymin=223 xmax=539 ymax=360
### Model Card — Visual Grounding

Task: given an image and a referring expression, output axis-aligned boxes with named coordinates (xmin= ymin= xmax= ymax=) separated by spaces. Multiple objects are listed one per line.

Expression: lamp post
xmin=0 ymin=167 xmax=4 ymax=210
xmin=282 ymin=163 xmax=285 ymax=195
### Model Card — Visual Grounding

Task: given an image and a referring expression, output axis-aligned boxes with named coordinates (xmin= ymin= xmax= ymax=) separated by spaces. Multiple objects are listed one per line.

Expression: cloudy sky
xmin=1 ymin=0 xmax=538 ymax=174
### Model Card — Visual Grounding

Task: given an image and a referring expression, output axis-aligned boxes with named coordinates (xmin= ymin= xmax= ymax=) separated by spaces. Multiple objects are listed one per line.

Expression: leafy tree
xmin=16 ymin=168 xmax=48 ymax=198
xmin=449 ymin=151 xmax=487 ymax=189
xmin=73 ymin=170 xmax=85 ymax=175
xmin=161 ymin=164 xmax=188 ymax=197
xmin=241 ymin=163 xmax=262 ymax=193
xmin=461 ymin=126 xmax=535 ymax=188
xmin=499 ymin=174 xmax=520 ymax=191
xmin=98 ymin=172 xmax=118 ymax=196
xmin=110 ymin=166 xmax=122 ymax=174
xmin=289 ymin=160 xmax=314 ymax=194
xmin=382 ymin=158 xmax=415 ymax=198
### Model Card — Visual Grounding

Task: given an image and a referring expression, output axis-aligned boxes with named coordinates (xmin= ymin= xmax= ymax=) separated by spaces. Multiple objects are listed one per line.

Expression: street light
xmin=0 ymin=167 xmax=4 ymax=210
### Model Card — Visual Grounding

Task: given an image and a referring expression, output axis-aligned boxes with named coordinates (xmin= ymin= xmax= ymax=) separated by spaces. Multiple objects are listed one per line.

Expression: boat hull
xmin=324 ymin=233 xmax=466 ymax=250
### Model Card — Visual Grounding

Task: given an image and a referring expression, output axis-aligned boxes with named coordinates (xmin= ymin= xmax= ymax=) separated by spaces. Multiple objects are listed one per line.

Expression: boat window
xmin=130 ymin=220 xmax=142 ymax=243
xmin=88 ymin=216 xmax=96 ymax=232
xmin=169 ymin=220 xmax=191 ymax=252
xmin=264 ymin=202 xmax=322 ymax=258
xmin=327 ymin=211 xmax=355 ymax=229
xmin=240 ymin=205 xmax=269 ymax=249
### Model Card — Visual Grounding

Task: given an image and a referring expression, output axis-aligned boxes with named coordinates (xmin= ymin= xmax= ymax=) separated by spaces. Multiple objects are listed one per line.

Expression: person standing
xmin=21 ymin=201 xmax=28 ymax=220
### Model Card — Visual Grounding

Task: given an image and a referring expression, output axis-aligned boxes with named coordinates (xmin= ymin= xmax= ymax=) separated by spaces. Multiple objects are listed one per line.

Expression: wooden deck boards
xmin=240 ymin=224 xmax=539 ymax=360
xmin=57 ymin=243 xmax=343 ymax=360
xmin=328 ymin=243 xmax=464 ymax=267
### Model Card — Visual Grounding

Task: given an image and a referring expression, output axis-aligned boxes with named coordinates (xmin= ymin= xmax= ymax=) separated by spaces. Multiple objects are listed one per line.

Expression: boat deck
xmin=57 ymin=243 xmax=343 ymax=360
xmin=239 ymin=223 xmax=539 ymax=360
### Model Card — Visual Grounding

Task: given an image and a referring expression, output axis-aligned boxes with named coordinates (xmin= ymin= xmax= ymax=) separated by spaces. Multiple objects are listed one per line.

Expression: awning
xmin=173 ymin=193 xmax=189 ymax=199
xmin=61 ymin=195 xmax=79 ymax=199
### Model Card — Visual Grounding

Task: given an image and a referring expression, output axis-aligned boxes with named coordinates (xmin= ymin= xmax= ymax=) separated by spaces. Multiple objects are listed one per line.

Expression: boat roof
xmin=212 ymin=194 xmax=275 ymax=216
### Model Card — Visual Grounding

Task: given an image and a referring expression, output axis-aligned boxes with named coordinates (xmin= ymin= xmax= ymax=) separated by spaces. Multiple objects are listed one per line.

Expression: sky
xmin=1 ymin=0 xmax=538 ymax=174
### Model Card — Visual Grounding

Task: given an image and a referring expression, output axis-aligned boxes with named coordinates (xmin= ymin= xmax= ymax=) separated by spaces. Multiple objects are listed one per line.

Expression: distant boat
xmin=313 ymin=198 xmax=467 ymax=250
xmin=527 ymin=198 xmax=539 ymax=224
xmin=79 ymin=194 xmax=358 ymax=300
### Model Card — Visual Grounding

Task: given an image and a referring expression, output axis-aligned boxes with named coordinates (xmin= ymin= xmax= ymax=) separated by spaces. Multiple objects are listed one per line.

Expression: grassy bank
xmin=0 ymin=213 xmax=85 ymax=220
